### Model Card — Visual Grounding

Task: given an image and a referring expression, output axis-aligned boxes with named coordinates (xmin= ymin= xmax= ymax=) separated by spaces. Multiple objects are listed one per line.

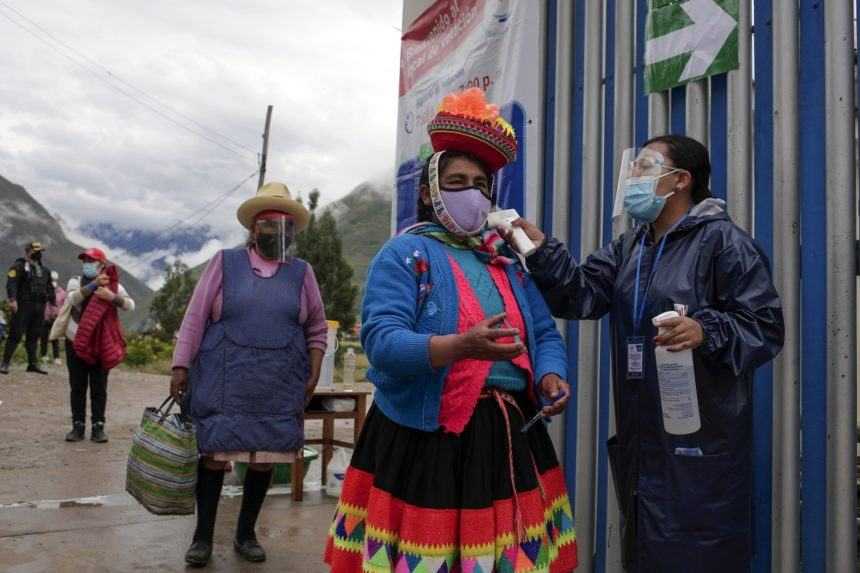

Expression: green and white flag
xmin=645 ymin=0 xmax=739 ymax=93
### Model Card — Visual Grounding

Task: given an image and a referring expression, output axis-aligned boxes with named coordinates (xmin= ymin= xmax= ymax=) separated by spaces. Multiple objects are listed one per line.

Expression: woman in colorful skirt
xmin=325 ymin=89 xmax=578 ymax=573
xmin=170 ymin=181 xmax=328 ymax=567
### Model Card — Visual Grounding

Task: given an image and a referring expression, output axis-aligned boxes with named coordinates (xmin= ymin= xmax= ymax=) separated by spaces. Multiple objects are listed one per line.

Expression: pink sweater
xmin=172 ymin=248 xmax=328 ymax=369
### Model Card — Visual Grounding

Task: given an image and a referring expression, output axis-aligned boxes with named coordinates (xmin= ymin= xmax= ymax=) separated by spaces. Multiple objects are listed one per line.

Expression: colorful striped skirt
xmin=324 ymin=389 xmax=578 ymax=572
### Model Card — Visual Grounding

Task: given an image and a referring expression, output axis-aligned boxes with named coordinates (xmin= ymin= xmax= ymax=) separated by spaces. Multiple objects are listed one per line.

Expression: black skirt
xmin=325 ymin=389 xmax=578 ymax=572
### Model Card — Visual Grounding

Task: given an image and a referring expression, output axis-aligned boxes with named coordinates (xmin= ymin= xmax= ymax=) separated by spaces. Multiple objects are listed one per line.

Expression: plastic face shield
xmin=254 ymin=215 xmax=296 ymax=262
xmin=612 ymin=147 xmax=672 ymax=221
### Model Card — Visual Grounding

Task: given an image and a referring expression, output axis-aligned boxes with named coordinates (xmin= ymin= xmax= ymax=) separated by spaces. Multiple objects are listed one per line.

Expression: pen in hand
xmin=520 ymin=410 xmax=546 ymax=433
xmin=520 ymin=384 xmax=570 ymax=433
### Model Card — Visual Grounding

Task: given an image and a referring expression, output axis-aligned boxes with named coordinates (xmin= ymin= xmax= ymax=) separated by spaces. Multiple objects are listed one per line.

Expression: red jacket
xmin=73 ymin=266 xmax=126 ymax=370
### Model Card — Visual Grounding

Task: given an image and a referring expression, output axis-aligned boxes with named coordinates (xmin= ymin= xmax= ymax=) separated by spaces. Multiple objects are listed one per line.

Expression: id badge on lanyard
xmin=628 ymin=229 xmax=671 ymax=381
xmin=626 ymin=336 xmax=645 ymax=379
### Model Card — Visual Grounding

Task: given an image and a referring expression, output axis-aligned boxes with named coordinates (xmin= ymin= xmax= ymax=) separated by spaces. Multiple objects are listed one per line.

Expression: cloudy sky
xmin=0 ymin=0 xmax=402 ymax=277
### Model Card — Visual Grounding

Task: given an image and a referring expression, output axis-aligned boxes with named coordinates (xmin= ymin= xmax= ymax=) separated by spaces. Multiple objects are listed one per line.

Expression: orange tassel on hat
xmin=438 ymin=87 xmax=500 ymax=122
xmin=427 ymin=88 xmax=517 ymax=173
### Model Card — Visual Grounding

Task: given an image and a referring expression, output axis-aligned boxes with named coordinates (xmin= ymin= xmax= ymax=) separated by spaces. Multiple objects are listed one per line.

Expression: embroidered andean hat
xmin=426 ymin=88 xmax=517 ymax=173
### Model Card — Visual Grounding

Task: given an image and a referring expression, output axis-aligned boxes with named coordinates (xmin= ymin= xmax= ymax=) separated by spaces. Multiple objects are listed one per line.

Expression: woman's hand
xmin=305 ymin=348 xmax=324 ymax=407
xmin=304 ymin=378 xmax=319 ymax=407
xmin=653 ymin=316 xmax=705 ymax=352
xmin=461 ymin=313 xmax=526 ymax=361
xmin=539 ymin=374 xmax=571 ymax=416
xmin=94 ymin=287 xmax=115 ymax=302
xmin=429 ymin=313 xmax=526 ymax=368
xmin=498 ymin=218 xmax=546 ymax=250
xmin=170 ymin=367 xmax=188 ymax=401
xmin=96 ymin=273 xmax=110 ymax=287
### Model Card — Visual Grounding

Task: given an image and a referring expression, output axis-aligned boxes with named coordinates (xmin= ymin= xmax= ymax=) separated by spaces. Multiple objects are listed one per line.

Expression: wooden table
xmin=291 ymin=383 xmax=373 ymax=501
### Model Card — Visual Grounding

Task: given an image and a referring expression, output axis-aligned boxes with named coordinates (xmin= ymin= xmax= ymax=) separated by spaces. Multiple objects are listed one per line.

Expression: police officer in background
xmin=1 ymin=242 xmax=56 ymax=375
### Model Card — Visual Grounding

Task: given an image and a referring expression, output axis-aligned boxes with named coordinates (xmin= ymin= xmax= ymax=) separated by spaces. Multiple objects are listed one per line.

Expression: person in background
xmin=505 ymin=135 xmax=784 ymax=572
xmin=40 ymin=271 xmax=65 ymax=365
xmin=1 ymin=241 xmax=55 ymax=375
xmin=170 ymin=181 xmax=327 ymax=567
xmin=62 ymin=248 xmax=135 ymax=443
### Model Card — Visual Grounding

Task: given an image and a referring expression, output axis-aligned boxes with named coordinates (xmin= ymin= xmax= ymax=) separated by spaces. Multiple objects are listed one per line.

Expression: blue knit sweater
xmin=360 ymin=233 xmax=569 ymax=432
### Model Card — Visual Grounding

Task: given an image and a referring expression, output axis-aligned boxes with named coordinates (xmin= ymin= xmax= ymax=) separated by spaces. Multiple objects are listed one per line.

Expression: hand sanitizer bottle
xmin=342 ymin=348 xmax=356 ymax=390
xmin=653 ymin=310 xmax=701 ymax=435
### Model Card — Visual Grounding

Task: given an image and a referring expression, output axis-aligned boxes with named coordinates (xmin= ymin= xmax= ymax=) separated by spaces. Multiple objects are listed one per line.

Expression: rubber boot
xmin=233 ymin=467 xmax=272 ymax=563
xmin=185 ymin=465 xmax=225 ymax=567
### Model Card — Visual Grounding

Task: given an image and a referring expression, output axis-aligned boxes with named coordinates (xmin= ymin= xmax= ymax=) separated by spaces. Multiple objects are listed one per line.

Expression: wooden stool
xmin=292 ymin=385 xmax=372 ymax=501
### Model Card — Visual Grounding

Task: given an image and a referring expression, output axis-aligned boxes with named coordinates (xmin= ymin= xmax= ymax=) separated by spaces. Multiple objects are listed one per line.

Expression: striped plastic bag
xmin=126 ymin=397 xmax=198 ymax=515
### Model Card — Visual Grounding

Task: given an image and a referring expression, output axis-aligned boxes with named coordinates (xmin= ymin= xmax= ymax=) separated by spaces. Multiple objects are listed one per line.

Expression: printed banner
xmin=395 ymin=0 xmax=541 ymax=232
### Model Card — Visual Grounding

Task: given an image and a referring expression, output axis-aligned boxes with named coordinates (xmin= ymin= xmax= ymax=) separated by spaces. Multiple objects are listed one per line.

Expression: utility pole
xmin=258 ymin=105 xmax=273 ymax=189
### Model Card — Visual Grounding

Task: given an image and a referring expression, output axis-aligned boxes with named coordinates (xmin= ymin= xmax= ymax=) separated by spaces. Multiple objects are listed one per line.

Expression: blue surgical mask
xmin=82 ymin=262 xmax=100 ymax=279
xmin=623 ymin=174 xmax=676 ymax=223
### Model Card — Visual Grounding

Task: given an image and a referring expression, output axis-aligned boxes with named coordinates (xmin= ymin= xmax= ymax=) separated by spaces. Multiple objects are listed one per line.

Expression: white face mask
xmin=437 ymin=187 xmax=492 ymax=235
xmin=427 ymin=152 xmax=493 ymax=237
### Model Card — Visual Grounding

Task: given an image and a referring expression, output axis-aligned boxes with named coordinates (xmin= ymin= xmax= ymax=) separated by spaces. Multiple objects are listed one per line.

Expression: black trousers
xmin=39 ymin=319 xmax=60 ymax=359
xmin=65 ymin=341 xmax=108 ymax=424
xmin=2 ymin=302 xmax=45 ymax=365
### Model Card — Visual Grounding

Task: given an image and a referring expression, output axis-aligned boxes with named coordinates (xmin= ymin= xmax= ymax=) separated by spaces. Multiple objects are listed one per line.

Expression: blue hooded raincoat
xmin=525 ymin=199 xmax=784 ymax=572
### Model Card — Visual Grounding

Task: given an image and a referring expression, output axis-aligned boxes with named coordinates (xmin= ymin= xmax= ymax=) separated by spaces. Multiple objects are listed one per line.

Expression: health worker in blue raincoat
xmin=503 ymin=135 xmax=784 ymax=572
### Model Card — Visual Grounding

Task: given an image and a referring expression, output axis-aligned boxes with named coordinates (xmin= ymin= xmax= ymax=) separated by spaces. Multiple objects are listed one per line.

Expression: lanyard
xmin=632 ymin=231 xmax=669 ymax=332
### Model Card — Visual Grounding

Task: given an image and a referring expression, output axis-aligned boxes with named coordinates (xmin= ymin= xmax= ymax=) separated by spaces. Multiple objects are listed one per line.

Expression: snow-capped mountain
xmin=77 ymin=222 xmax=226 ymax=289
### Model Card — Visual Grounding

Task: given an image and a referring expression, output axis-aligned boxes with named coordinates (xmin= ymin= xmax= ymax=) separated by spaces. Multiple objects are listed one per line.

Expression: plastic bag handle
xmin=156 ymin=396 xmax=176 ymax=422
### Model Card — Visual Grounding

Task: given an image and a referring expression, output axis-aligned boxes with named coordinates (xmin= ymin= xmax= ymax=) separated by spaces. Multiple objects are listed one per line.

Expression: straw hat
xmin=236 ymin=182 xmax=310 ymax=231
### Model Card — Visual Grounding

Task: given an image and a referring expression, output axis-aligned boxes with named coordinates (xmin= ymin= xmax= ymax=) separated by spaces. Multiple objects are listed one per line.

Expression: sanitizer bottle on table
xmin=342 ymin=348 xmax=356 ymax=390
xmin=652 ymin=308 xmax=701 ymax=435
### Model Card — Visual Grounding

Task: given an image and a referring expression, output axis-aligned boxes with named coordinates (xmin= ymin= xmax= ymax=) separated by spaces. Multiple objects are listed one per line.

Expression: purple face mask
xmin=438 ymin=187 xmax=492 ymax=235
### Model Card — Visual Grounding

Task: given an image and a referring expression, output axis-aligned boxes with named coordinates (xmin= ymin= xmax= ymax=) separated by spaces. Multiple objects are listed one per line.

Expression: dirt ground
xmin=0 ymin=364 xmax=353 ymax=572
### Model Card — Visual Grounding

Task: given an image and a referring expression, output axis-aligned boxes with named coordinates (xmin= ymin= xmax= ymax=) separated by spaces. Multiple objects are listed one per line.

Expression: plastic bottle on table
xmin=342 ymin=348 xmax=356 ymax=390
xmin=653 ymin=309 xmax=701 ymax=435
xmin=319 ymin=321 xmax=339 ymax=387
